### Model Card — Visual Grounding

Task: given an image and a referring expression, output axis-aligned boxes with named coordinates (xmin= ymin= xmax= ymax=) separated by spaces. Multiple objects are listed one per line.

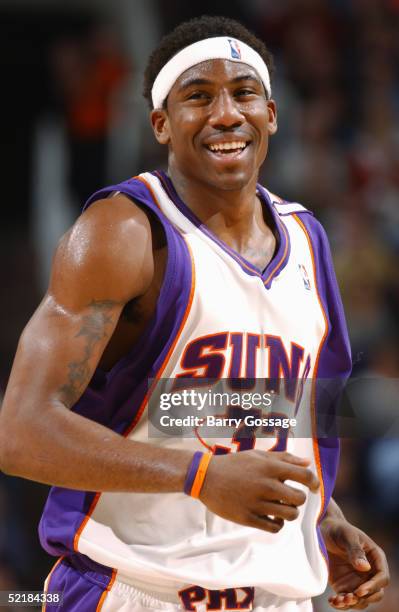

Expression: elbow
xmin=0 ymin=450 xmax=16 ymax=476
xmin=0 ymin=417 xmax=23 ymax=476
xmin=0 ymin=438 xmax=16 ymax=476
xmin=0 ymin=408 xmax=53 ymax=481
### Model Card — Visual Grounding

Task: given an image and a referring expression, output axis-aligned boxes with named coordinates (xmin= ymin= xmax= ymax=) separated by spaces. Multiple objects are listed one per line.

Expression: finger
xmin=354 ymin=545 xmax=390 ymax=596
xmin=328 ymin=601 xmax=357 ymax=610
xmin=344 ymin=542 xmax=371 ymax=572
xmin=329 ymin=598 xmax=368 ymax=612
xmin=247 ymin=513 xmax=284 ymax=533
xmin=331 ymin=577 xmax=366 ymax=596
xmin=330 ymin=581 xmax=361 ymax=597
xmin=357 ymin=589 xmax=385 ymax=605
xmin=351 ymin=601 xmax=369 ymax=610
xmin=274 ymin=452 xmax=311 ymax=466
xmin=354 ymin=569 xmax=389 ymax=598
xmin=352 ymin=557 xmax=371 ymax=572
xmin=329 ymin=592 xmax=358 ymax=608
xmin=257 ymin=501 xmax=299 ymax=522
xmin=262 ymin=481 xmax=307 ymax=507
xmin=277 ymin=463 xmax=320 ymax=492
xmin=328 ymin=602 xmax=349 ymax=610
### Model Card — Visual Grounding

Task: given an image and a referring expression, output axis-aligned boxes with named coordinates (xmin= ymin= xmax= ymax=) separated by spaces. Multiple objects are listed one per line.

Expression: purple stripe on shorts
xmin=45 ymin=556 xmax=113 ymax=611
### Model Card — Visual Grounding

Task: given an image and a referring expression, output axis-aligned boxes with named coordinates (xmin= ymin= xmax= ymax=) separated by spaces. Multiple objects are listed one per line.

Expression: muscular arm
xmin=0 ymin=195 xmax=192 ymax=492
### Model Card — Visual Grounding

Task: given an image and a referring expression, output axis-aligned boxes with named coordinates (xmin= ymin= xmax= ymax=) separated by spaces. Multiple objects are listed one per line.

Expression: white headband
xmin=151 ymin=36 xmax=271 ymax=109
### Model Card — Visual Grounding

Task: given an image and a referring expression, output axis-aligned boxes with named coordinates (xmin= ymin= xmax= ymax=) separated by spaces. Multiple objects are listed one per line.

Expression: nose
xmin=209 ymin=89 xmax=244 ymax=130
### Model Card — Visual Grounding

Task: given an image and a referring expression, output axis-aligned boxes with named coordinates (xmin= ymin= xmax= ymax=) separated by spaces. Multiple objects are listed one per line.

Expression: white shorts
xmin=44 ymin=557 xmax=313 ymax=611
xmin=101 ymin=578 xmax=313 ymax=612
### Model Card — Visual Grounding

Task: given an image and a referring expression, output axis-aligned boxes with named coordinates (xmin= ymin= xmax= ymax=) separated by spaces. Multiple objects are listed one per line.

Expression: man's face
xmin=151 ymin=58 xmax=277 ymax=191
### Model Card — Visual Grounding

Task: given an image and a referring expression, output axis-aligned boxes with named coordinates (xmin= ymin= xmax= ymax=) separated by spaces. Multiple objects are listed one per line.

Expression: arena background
xmin=0 ymin=0 xmax=398 ymax=609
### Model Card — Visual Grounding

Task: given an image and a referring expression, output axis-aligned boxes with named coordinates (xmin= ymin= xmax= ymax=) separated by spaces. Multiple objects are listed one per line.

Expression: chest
xmin=165 ymin=216 xmax=325 ymax=381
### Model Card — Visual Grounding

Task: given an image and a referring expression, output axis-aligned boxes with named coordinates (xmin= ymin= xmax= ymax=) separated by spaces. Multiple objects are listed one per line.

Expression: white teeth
xmin=208 ymin=141 xmax=247 ymax=152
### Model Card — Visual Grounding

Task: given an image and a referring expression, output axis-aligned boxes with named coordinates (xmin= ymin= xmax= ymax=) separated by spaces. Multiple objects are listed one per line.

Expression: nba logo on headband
xmin=228 ymin=38 xmax=241 ymax=59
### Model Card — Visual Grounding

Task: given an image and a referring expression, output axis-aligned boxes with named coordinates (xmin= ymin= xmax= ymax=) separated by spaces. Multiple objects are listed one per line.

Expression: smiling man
xmin=0 ymin=15 xmax=389 ymax=612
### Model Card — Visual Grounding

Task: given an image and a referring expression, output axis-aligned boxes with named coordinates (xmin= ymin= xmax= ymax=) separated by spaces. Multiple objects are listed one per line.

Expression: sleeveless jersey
xmin=39 ymin=171 xmax=352 ymax=598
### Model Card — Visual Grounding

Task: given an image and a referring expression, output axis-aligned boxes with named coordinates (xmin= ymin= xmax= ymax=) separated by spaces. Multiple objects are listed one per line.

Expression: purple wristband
xmin=184 ymin=451 xmax=204 ymax=496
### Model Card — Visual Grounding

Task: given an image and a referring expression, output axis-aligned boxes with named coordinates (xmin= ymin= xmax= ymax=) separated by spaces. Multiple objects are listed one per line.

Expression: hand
xmin=200 ymin=450 xmax=319 ymax=532
xmin=322 ymin=517 xmax=390 ymax=609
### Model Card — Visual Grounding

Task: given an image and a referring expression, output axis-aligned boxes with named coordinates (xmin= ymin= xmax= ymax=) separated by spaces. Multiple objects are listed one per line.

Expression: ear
xmin=266 ymin=100 xmax=278 ymax=135
xmin=150 ymin=109 xmax=171 ymax=145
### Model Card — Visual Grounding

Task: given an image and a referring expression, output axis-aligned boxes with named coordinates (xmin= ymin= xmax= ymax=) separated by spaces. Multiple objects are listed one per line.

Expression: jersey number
xmin=212 ymin=407 xmax=289 ymax=455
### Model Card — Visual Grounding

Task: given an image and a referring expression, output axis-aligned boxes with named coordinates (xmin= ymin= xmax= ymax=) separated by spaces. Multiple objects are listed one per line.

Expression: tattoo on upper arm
xmin=59 ymin=300 xmax=117 ymax=406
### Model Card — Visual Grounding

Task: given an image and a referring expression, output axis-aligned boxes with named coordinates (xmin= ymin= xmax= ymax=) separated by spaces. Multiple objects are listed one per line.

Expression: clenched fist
xmin=200 ymin=450 xmax=319 ymax=532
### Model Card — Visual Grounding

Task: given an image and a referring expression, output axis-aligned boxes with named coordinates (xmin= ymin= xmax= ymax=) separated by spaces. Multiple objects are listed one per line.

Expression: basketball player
xmin=0 ymin=16 xmax=389 ymax=612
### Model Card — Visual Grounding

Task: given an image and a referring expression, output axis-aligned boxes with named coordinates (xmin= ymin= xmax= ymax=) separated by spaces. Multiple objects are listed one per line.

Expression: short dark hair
xmin=143 ymin=15 xmax=275 ymax=109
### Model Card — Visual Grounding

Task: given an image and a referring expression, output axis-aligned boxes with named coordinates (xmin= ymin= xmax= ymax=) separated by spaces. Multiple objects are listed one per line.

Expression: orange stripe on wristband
xmin=190 ymin=452 xmax=212 ymax=498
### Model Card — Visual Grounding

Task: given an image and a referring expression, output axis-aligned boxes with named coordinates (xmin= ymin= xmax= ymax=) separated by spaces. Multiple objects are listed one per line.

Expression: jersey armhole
xmin=85 ymin=179 xmax=194 ymax=384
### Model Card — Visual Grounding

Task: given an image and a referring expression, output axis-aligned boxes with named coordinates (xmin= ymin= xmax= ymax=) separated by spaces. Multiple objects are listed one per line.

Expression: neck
xmin=167 ymin=164 xmax=262 ymax=243
xmin=166 ymin=164 xmax=278 ymax=271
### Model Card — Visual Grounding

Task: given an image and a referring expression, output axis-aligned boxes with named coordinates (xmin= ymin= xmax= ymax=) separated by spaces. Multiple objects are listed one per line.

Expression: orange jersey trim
xmin=42 ymin=556 xmax=64 ymax=612
xmin=136 ymin=175 xmax=162 ymax=210
xmin=263 ymin=218 xmax=289 ymax=286
xmin=73 ymin=492 xmax=101 ymax=553
xmin=96 ymin=569 xmax=117 ymax=611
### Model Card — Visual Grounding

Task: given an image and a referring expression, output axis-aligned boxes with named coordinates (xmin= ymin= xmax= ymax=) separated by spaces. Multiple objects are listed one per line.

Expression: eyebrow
xmin=178 ymin=74 xmax=262 ymax=90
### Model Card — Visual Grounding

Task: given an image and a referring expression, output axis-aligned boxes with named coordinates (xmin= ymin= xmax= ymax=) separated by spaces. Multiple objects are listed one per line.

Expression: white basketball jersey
xmin=40 ymin=171 xmax=352 ymax=600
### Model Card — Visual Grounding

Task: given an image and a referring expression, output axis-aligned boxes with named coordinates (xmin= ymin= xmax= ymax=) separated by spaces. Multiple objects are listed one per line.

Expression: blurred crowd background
xmin=0 ymin=0 xmax=398 ymax=609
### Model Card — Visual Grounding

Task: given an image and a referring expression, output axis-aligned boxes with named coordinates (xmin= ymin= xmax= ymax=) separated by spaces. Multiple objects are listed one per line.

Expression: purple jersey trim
xmin=39 ymin=177 xmax=194 ymax=563
xmin=295 ymin=212 xmax=352 ymax=563
xmin=154 ymin=171 xmax=291 ymax=289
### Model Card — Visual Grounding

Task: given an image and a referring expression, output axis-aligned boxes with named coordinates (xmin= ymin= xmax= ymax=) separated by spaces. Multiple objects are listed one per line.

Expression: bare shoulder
xmin=50 ymin=193 xmax=155 ymax=310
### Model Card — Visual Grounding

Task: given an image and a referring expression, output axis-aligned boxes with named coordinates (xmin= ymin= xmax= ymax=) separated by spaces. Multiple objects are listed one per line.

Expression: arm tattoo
xmin=59 ymin=300 xmax=117 ymax=406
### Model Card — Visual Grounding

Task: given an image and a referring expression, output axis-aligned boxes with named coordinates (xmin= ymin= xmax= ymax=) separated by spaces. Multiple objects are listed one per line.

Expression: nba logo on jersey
xmin=228 ymin=38 xmax=241 ymax=59
xmin=298 ymin=263 xmax=311 ymax=290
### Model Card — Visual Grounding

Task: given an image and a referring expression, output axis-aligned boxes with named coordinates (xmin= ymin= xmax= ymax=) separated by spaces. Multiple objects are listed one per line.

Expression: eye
xmin=235 ymin=88 xmax=256 ymax=97
xmin=187 ymin=91 xmax=211 ymax=101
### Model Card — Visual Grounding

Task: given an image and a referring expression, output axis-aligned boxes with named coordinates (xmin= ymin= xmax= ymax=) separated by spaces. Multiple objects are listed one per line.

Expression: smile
xmin=205 ymin=141 xmax=249 ymax=155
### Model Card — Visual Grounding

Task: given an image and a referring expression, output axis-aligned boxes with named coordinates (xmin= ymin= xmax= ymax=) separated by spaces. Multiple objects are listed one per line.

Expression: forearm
xmin=0 ymin=400 xmax=193 ymax=493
